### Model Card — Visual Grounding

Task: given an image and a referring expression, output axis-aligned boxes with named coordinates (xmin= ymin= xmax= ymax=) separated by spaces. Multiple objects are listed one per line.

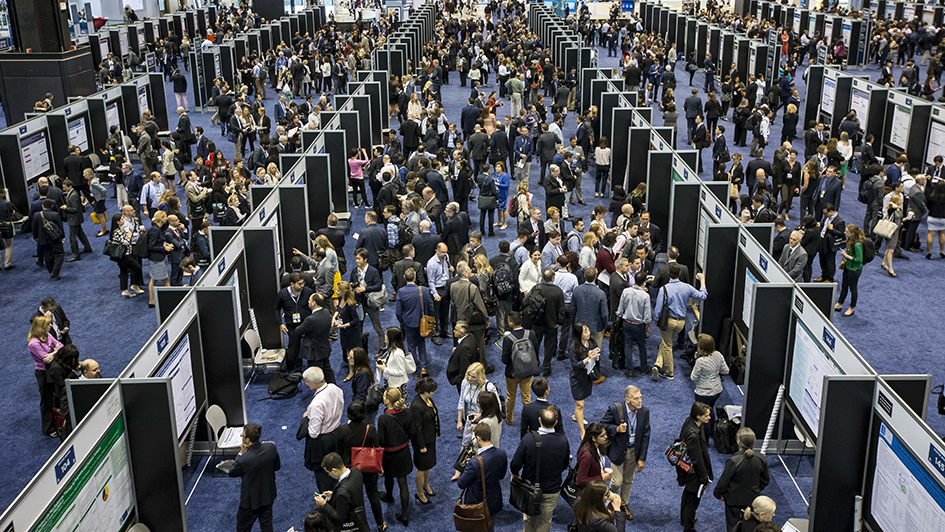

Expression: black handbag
xmin=453 ymin=443 xmax=477 ymax=472
xmin=103 ymin=239 xmax=125 ymax=261
xmin=657 ymin=286 xmax=671 ymax=331
xmin=132 ymin=234 xmax=149 ymax=259
xmin=510 ymin=432 xmax=543 ymax=516
xmin=560 ymin=466 xmax=582 ymax=507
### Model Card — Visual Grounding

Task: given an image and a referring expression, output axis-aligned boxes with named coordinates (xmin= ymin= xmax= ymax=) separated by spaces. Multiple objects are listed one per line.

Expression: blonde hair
xmin=336 ymin=281 xmax=356 ymax=305
xmin=28 ymin=316 xmax=51 ymax=342
xmin=583 ymin=232 xmax=598 ymax=247
xmin=384 ymin=387 xmax=406 ymax=409
xmin=151 ymin=211 xmax=167 ymax=224
xmin=474 ymin=254 xmax=492 ymax=275
xmin=466 ymin=362 xmax=487 ymax=389
xmin=315 ymin=234 xmax=334 ymax=250
xmin=547 ymin=206 xmax=560 ymax=218
xmin=742 ymin=496 xmax=776 ymax=521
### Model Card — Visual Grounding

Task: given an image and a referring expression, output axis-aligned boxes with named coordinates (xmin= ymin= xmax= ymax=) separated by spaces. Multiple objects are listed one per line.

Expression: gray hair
xmin=456 ymin=263 xmax=470 ymax=277
xmin=549 ymin=164 xmax=560 ymax=174
xmin=302 ymin=367 xmax=325 ymax=384
xmin=445 ymin=202 xmax=459 ymax=214
xmin=615 ymin=257 xmax=628 ymax=269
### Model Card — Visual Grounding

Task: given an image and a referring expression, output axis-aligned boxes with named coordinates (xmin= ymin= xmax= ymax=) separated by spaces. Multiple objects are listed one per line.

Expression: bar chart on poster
xmin=21 ymin=132 xmax=51 ymax=180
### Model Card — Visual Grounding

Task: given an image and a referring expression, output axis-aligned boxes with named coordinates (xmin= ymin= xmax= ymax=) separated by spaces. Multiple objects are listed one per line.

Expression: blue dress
xmin=495 ymin=172 xmax=511 ymax=208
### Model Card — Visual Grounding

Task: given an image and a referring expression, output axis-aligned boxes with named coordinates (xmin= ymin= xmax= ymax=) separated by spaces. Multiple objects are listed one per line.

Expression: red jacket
xmin=596 ymin=247 xmax=616 ymax=275
xmin=575 ymin=444 xmax=603 ymax=487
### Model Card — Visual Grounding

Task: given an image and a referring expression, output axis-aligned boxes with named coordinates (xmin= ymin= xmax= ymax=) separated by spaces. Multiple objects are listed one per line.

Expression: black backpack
xmin=522 ymin=287 xmax=546 ymax=329
xmin=265 ymin=371 xmax=302 ymax=400
xmin=713 ymin=407 xmax=740 ymax=454
xmin=493 ymin=258 xmax=515 ymax=297
xmin=860 ymin=238 xmax=877 ymax=265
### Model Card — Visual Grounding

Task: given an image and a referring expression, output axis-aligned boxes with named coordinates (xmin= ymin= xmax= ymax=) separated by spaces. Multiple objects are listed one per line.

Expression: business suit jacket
xmin=683 ymin=95 xmax=703 ymax=118
xmin=519 ymin=399 xmax=564 ymax=438
xmin=518 ymin=218 xmax=547 ymax=253
xmin=536 ymin=132 xmax=558 ymax=162
xmin=468 ymin=131 xmax=489 ymax=161
xmin=822 ymin=214 xmax=846 ymax=251
xmin=355 ymin=224 xmax=388 ymax=268
xmin=441 ymin=213 xmax=471 ymax=258
xmin=424 ymin=170 xmax=450 ymax=207
xmin=542 ymin=173 xmax=566 ymax=211
xmin=447 ymin=334 xmax=479 ymax=385
xmin=450 ymin=278 xmax=488 ymax=331
xmin=228 ymin=441 xmax=281 ymax=510
xmin=196 ymin=136 xmax=211 ymax=160
xmin=176 ymin=113 xmax=195 ymax=144
xmin=713 ymin=450 xmax=769 ymax=507
xmin=32 ymin=208 xmax=64 ymax=246
xmin=678 ymin=417 xmax=713 ymax=490
xmin=601 ymin=403 xmax=651 ymax=466
xmin=280 ymin=270 xmax=316 ymax=289
xmin=525 ymin=282 xmax=565 ymax=329
xmin=63 ymin=154 xmax=90 ymax=185
xmin=412 ymin=232 xmax=439 ymax=266
xmin=772 ymin=228 xmax=792 ymax=259
xmin=779 ymin=245 xmax=807 ymax=281
xmin=165 ymin=226 xmax=187 ymax=264
xmin=391 ymin=258 xmax=425 ymax=293
xmin=461 ymin=105 xmax=481 ymax=136
xmin=396 ymin=282 xmax=435 ymax=328
xmin=296 ymin=307 xmax=332 ymax=362
xmin=608 ymin=272 xmax=630 ymax=321
xmin=572 ymin=282 xmax=609 ymax=334
xmin=458 ymin=446 xmax=508 ymax=517
xmin=320 ymin=467 xmax=370 ymax=532
xmin=510 ymin=431 xmax=571 ymax=494
xmin=400 ymin=119 xmax=421 ymax=151
xmin=745 ymin=158 xmax=772 ymax=193
xmin=63 ymin=190 xmax=85 ymax=226
xmin=821 ymin=177 xmax=843 ymax=210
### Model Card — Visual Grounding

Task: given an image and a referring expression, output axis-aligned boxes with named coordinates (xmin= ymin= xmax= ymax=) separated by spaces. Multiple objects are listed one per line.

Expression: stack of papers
xmin=219 ymin=427 xmax=244 ymax=448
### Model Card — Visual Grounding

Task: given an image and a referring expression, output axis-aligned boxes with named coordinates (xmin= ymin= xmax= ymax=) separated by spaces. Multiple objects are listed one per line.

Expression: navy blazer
xmin=350 ymin=265 xmax=383 ymax=306
xmin=426 ymin=170 xmax=450 ymax=205
xmin=601 ymin=403 xmax=651 ymax=466
xmin=355 ymin=224 xmax=388 ymax=267
xmin=412 ymin=232 xmax=440 ymax=265
xmin=395 ymin=282 xmax=434 ymax=328
xmin=228 ymin=441 xmax=281 ymax=510
xmin=296 ymin=307 xmax=332 ymax=362
xmin=821 ymin=177 xmax=843 ymax=211
xmin=520 ymin=399 xmax=564 ymax=438
xmin=458 ymin=446 xmax=508 ymax=517
xmin=572 ymin=282 xmax=609 ymax=334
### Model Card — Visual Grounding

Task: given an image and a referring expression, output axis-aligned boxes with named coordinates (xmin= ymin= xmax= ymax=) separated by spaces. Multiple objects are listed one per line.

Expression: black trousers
xmin=435 ymin=286 xmax=449 ymax=336
xmin=36 ymin=369 xmax=55 ymax=435
xmin=69 ymin=224 xmax=91 ymax=257
xmin=680 ymin=488 xmax=702 ymax=532
xmin=118 ymin=255 xmax=144 ymax=290
xmin=236 ymin=504 xmax=273 ymax=532
xmin=41 ymin=242 xmax=65 ymax=276
xmin=724 ymin=503 xmax=744 ymax=532
xmin=819 ymin=240 xmax=837 ymax=282
xmin=285 ymin=326 xmax=301 ymax=370
xmin=532 ymin=325 xmax=558 ymax=374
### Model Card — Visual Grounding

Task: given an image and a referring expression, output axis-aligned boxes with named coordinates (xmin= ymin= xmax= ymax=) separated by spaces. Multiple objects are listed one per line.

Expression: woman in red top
xmin=575 ymin=423 xmax=613 ymax=487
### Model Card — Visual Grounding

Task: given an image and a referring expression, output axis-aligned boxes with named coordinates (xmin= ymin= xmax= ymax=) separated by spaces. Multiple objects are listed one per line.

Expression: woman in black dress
xmin=410 ymin=377 xmax=439 ymax=505
xmin=332 ymin=400 xmax=386 ymax=532
xmin=570 ymin=322 xmax=601 ymax=439
xmin=333 ymin=281 xmax=362 ymax=381
xmin=377 ymin=387 xmax=426 ymax=526
xmin=346 ymin=347 xmax=374 ymax=404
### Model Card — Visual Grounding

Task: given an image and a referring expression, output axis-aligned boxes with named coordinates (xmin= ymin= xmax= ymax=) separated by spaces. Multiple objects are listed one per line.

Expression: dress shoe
xmin=388 ymin=296 xmax=397 ymax=302
xmin=893 ymin=252 xmax=910 ymax=260
xmin=3 ymin=264 xmax=14 ymax=270
xmin=431 ymin=337 xmax=442 ymax=346
xmin=624 ymin=369 xmax=635 ymax=379
xmin=50 ymin=274 xmax=62 ymax=280
xmin=626 ymin=508 xmax=634 ymax=520
xmin=394 ymin=513 xmax=409 ymax=526
xmin=414 ymin=493 xmax=431 ymax=505
xmin=592 ymin=376 xmax=607 ymax=385
xmin=812 ymin=277 xmax=824 ymax=282
xmin=81 ymin=248 xmax=93 ymax=254
xmin=66 ymin=256 xmax=80 ymax=262
xmin=485 ymin=365 xmax=496 ymax=374
xmin=905 ymin=247 xmax=923 ymax=253
xmin=603 ymin=330 xmax=611 ymax=338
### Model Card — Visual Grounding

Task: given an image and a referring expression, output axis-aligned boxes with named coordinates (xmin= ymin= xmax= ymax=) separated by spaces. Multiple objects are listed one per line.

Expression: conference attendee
xmin=302 ymin=367 xmax=344 ymax=493
xmin=391 ymin=244 xmax=425 ymax=298
xmin=573 ymin=480 xmax=627 ymax=532
xmin=520 ymin=377 xmax=564 ymax=437
xmin=525 ymin=269 xmax=566 ymax=377
xmin=108 ymin=206 xmax=146 ymax=297
xmin=354 ymin=211 xmax=388 ymax=271
xmin=426 ymin=242 xmax=452 ymax=343
xmin=145 ymin=210 xmax=172 ymax=306
xmin=394 ymin=268 xmax=433 ymax=377
xmin=457 ymin=423 xmax=508 ymax=528
xmin=815 ymin=203 xmax=845 ymax=283
xmin=164 ymin=214 xmax=188 ymax=286
xmin=573 ymin=268 xmax=609 ymax=350
xmin=314 ymin=452 xmax=370 ymax=532
xmin=574 ymin=423 xmax=610 ymax=487
xmin=778 ymin=231 xmax=807 ymax=282
xmin=689 ymin=334 xmax=730 ymax=440
xmin=926 ymin=182 xmax=945 ymax=259
xmin=351 ymin=248 xmax=386 ymax=351
xmin=653 ymin=266 xmax=707 ymax=380
xmin=33 ymin=199 xmax=65 ymax=280
xmin=903 ymin=174 xmax=928 ymax=252
xmin=616 ymin=271 xmax=651 ymax=379
xmin=228 ymin=423 xmax=281 ymax=532
xmin=296 ymin=293 xmax=334 ymax=382
xmin=601 ymin=385 xmax=650 ymax=515
xmin=451 ymin=262 xmax=490 ymax=371
xmin=61 ymin=180 xmax=92 ymax=262
xmin=651 ymin=246 xmax=690 ymax=289
xmin=836 ymin=224 xmax=866 ymax=317
xmin=518 ymin=247 xmax=542 ymax=295
xmin=570 ymin=322 xmax=601 ymax=438
xmin=441 ymin=201 xmax=472 ymax=264
xmin=678 ymin=402 xmax=714 ymax=532
xmin=731 ymin=496 xmax=777 ymax=532
xmin=714 ymin=428 xmax=771 ymax=531
xmin=46 ymin=344 xmax=79 ymax=438
xmin=27 ymin=315 xmax=61 ymax=438
xmin=375 ymin=327 xmax=414 ymax=397
xmin=275 ymin=273 xmax=314 ymax=371
xmin=771 ymin=219 xmax=791 ymax=259
xmin=377 ymin=387 xmax=425 ymax=527
xmin=501 ymin=312 xmax=539 ymax=426
xmin=331 ymin=400 xmax=384 ymax=531
xmin=30 ymin=297 xmax=73 ymax=345
xmin=410 ymin=377 xmax=440 ymax=505
xmin=509 ymin=406 xmax=571 ymax=532
xmin=519 ymin=207 xmax=548 ymax=253
xmin=180 ymin=258 xmax=203 ymax=286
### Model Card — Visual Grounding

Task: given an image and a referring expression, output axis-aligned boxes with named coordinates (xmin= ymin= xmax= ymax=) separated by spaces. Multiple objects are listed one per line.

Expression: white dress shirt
xmin=306 ymin=382 xmax=344 ymax=438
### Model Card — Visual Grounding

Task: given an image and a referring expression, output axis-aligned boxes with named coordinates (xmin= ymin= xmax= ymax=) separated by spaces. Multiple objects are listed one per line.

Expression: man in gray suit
xmin=778 ymin=231 xmax=807 ymax=282
xmin=450 ymin=262 xmax=491 ymax=372
xmin=683 ymin=88 xmax=703 ymax=144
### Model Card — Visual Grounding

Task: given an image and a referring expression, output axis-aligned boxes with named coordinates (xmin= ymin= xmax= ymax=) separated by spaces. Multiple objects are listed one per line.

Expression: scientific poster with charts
xmin=851 ymin=88 xmax=870 ymax=128
xmin=68 ymin=117 xmax=89 ymax=153
xmin=821 ymin=78 xmax=836 ymax=114
xmin=871 ymin=422 xmax=945 ymax=532
xmin=155 ymin=335 xmax=197 ymax=438
xmin=742 ymin=269 xmax=758 ymax=326
xmin=788 ymin=322 xmax=840 ymax=438
xmin=890 ymin=104 xmax=912 ymax=149
xmin=927 ymin=121 xmax=945 ymax=167
xmin=21 ymin=132 xmax=51 ymax=180
xmin=106 ymin=102 xmax=121 ymax=132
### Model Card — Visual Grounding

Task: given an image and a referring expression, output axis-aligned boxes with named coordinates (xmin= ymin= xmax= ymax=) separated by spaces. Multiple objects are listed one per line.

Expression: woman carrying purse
xmin=477 ymin=164 xmax=499 ymax=238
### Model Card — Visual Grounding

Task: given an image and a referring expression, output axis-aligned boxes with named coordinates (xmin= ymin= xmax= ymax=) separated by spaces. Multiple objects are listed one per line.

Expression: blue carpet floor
xmin=0 ymin=29 xmax=942 ymax=532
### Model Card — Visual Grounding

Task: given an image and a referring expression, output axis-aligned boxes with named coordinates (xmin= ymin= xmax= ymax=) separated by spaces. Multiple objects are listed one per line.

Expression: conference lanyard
xmin=628 ymin=409 xmax=637 ymax=447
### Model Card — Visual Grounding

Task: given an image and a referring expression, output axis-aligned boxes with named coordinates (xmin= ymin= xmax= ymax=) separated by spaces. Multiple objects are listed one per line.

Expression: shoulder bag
xmin=873 ymin=215 xmax=898 ymax=239
xmin=560 ymin=465 xmax=581 ymax=507
xmin=351 ymin=425 xmax=384 ymax=473
xmin=419 ymin=286 xmax=437 ymax=337
xmin=657 ymin=286 xmax=671 ymax=331
xmin=40 ymin=212 xmax=63 ymax=241
xmin=453 ymin=455 xmax=493 ymax=532
xmin=510 ymin=432 xmax=543 ymax=516
xmin=103 ymin=239 xmax=125 ymax=261
xmin=467 ymin=284 xmax=487 ymax=326
xmin=366 ymin=284 xmax=389 ymax=309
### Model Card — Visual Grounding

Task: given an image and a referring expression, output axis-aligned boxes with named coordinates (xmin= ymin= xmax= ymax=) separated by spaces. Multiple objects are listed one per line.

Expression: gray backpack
xmin=505 ymin=331 xmax=541 ymax=379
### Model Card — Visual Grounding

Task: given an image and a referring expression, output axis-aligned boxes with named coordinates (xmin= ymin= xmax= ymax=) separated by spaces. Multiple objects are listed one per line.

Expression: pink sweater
xmin=28 ymin=335 xmax=62 ymax=371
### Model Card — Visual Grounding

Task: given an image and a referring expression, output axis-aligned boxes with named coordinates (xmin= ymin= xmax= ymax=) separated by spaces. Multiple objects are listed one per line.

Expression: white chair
xmin=206 ymin=404 xmax=244 ymax=476
xmin=129 ymin=524 xmax=151 ymax=532
xmin=244 ymin=328 xmax=286 ymax=384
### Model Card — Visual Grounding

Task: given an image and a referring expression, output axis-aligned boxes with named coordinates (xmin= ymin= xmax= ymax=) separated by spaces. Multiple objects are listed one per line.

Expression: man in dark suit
xmin=691 ymin=116 xmax=708 ymax=173
xmin=542 ymin=164 xmax=567 ymax=213
xmin=176 ymin=107 xmax=195 ymax=161
xmin=601 ymin=385 xmax=651 ymax=514
xmin=62 ymin=145 xmax=94 ymax=203
xmin=461 ymin=99 xmax=481 ymax=137
xmin=447 ymin=321 xmax=479 ymax=390
xmin=458 ymin=423 xmax=508 ymax=528
xmin=713 ymin=434 xmax=770 ymax=531
xmin=750 ymin=195 xmax=777 ymax=224
xmin=573 ymin=268 xmax=609 ymax=349
xmin=30 ymin=297 xmax=72 ymax=345
xmin=509 ymin=406 xmax=571 ymax=531
xmin=421 ymin=188 xmax=443 ymax=233
xmin=651 ymin=247 xmax=690 ymax=289
xmin=354 ymin=211 xmax=388 ymax=272
xmin=391 ymin=244 xmax=425 ymax=297
xmin=745 ymin=156 xmax=772 ymax=195
xmin=275 ymin=273 xmax=314 ymax=371
xmin=296 ymin=293 xmax=335 ymax=383
xmin=351 ymin=249 xmax=387 ymax=350
xmin=772 ymin=218 xmax=792 ymax=258
xmin=400 ymin=114 xmax=422 ymax=159
xmin=468 ymin=125 xmax=489 ymax=177
xmin=60 ymin=180 xmax=91 ymax=262
xmin=195 ymin=127 xmax=211 ymax=161
xmin=535 ymin=125 xmax=558 ymax=183
xmin=519 ymin=377 xmax=564 ymax=437
xmin=526 ymin=269 xmax=566 ymax=377
xmin=804 ymin=121 xmax=825 ymax=159
xmin=441 ymin=203 xmax=471 ymax=265
xmin=164 ymin=215 xmax=188 ymax=286
xmin=451 ymin=262 xmax=490 ymax=370
xmin=815 ymin=203 xmax=845 ymax=283
xmin=314 ymin=453 xmax=370 ymax=532
xmin=518 ymin=208 xmax=547 ymax=253
xmin=32 ymin=199 xmax=65 ymax=280
xmin=412 ymin=222 xmax=439 ymax=266
xmin=683 ymin=88 xmax=703 ymax=144
xmin=228 ymin=423 xmax=281 ymax=532
xmin=819 ymin=166 xmax=843 ymax=214
xmin=395 ymin=267 xmax=434 ymax=375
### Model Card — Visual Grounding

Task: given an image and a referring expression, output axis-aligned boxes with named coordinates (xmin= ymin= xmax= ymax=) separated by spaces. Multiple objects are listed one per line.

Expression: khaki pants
xmin=657 ymin=317 xmax=686 ymax=376
xmin=516 ymin=160 xmax=531 ymax=182
xmin=510 ymin=92 xmax=523 ymax=117
xmin=505 ymin=376 xmax=532 ymax=424
xmin=610 ymin=446 xmax=637 ymax=506
xmin=523 ymin=491 xmax=561 ymax=532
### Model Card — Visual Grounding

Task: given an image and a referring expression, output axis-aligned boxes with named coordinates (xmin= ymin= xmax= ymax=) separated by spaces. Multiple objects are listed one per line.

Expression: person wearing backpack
xmin=836 ymin=224 xmax=866 ymax=317
xmin=490 ymin=241 xmax=519 ymax=336
xmin=678 ymin=402 xmax=714 ymax=532
xmin=501 ymin=312 xmax=540 ymax=426
xmin=713 ymin=428 xmax=770 ymax=531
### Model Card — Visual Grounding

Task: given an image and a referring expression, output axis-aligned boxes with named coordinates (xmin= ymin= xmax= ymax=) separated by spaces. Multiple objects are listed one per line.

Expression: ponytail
xmin=736 ymin=427 xmax=757 ymax=459
xmin=742 ymin=506 xmax=753 ymax=521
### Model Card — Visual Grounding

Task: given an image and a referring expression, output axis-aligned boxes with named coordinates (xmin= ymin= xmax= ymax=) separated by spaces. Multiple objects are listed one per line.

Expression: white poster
xmin=903 ymin=5 xmax=915 ymax=20
xmin=788 ymin=322 xmax=840 ymax=438
xmin=821 ymin=78 xmax=836 ymax=114
xmin=106 ymin=101 xmax=122 ymax=131
xmin=927 ymin=121 xmax=945 ymax=167
xmin=68 ymin=117 xmax=90 ymax=153
xmin=850 ymin=88 xmax=870 ymax=127
xmin=155 ymin=335 xmax=197 ymax=438
xmin=743 ymin=269 xmax=758 ymax=326
xmin=793 ymin=13 xmax=801 ymax=33
xmin=137 ymin=85 xmax=149 ymax=114
xmin=824 ymin=20 xmax=833 ymax=40
xmin=21 ymin=131 xmax=51 ymax=180
xmin=697 ymin=209 xmax=709 ymax=268
xmin=842 ymin=23 xmax=852 ymax=49
xmin=749 ymin=47 xmax=757 ymax=74
xmin=871 ymin=423 xmax=945 ymax=532
xmin=100 ymin=38 xmax=109 ymax=58
xmin=890 ymin=104 xmax=912 ymax=149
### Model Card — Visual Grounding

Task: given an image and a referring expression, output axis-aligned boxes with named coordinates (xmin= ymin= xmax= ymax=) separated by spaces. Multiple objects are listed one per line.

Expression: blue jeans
xmin=404 ymin=326 xmax=427 ymax=371
xmin=623 ymin=320 xmax=648 ymax=371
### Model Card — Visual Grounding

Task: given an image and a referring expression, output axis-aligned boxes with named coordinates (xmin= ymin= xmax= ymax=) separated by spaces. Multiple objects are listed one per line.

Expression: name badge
xmin=628 ymin=433 xmax=635 ymax=446
xmin=292 ymin=312 xmax=302 ymax=324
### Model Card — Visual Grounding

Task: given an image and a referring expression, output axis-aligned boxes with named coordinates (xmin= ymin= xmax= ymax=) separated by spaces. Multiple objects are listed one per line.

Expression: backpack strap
xmin=615 ymin=402 xmax=625 ymax=424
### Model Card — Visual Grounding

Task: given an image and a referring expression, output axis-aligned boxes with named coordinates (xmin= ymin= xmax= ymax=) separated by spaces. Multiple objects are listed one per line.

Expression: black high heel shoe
xmin=414 ymin=493 xmax=431 ymax=505
xmin=395 ymin=513 xmax=409 ymax=526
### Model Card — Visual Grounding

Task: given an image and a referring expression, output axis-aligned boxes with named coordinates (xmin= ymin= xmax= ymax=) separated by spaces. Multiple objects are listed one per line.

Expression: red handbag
xmin=351 ymin=426 xmax=384 ymax=474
